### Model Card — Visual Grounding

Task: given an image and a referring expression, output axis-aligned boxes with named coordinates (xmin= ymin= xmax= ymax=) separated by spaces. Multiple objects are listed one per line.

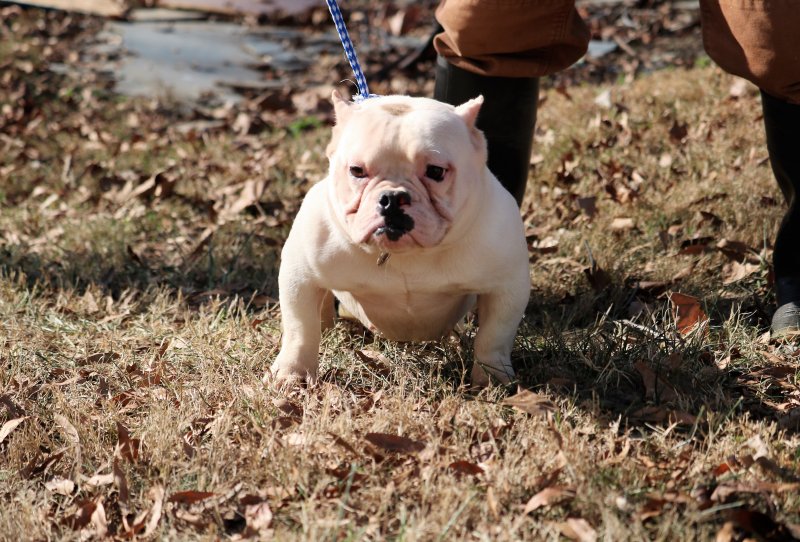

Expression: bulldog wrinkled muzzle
xmin=375 ymin=190 xmax=414 ymax=241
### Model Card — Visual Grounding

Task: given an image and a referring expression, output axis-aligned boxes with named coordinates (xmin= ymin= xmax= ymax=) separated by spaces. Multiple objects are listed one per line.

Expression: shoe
xmin=434 ymin=56 xmax=538 ymax=206
xmin=761 ymin=91 xmax=800 ymax=335
xmin=772 ymin=279 xmax=800 ymax=336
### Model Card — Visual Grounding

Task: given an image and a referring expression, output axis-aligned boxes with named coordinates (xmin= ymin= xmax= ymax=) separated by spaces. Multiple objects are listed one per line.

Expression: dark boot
xmin=434 ymin=56 xmax=538 ymax=206
xmin=761 ymin=91 xmax=800 ymax=335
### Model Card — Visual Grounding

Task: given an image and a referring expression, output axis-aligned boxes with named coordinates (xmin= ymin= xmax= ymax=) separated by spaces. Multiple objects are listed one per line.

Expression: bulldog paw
xmin=471 ymin=360 xmax=514 ymax=387
xmin=266 ymin=353 xmax=318 ymax=388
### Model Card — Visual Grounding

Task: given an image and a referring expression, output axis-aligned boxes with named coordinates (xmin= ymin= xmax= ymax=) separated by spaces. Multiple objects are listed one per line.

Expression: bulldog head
xmin=326 ymin=91 xmax=488 ymax=253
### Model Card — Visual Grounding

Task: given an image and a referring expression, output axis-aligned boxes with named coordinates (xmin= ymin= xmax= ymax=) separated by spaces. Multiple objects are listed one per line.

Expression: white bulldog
xmin=270 ymin=91 xmax=530 ymax=386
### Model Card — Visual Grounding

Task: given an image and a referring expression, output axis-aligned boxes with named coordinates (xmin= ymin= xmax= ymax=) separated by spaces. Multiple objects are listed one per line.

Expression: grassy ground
xmin=1 ymin=8 xmax=799 ymax=542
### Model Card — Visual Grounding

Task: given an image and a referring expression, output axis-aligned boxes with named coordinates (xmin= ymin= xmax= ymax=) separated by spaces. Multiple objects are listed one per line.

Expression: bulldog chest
xmin=335 ymin=289 xmax=475 ymax=341
xmin=324 ymin=261 xmax=475 ymax=341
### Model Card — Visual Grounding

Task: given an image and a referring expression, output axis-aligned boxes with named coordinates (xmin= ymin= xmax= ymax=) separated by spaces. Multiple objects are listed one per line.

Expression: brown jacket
xmin=435 ymin=0 xmax=800 ymax=103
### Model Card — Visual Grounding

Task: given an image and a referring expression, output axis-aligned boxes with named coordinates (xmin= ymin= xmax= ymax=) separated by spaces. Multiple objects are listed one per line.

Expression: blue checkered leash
xmin=325 ymin=0 xmax=378 ymax=102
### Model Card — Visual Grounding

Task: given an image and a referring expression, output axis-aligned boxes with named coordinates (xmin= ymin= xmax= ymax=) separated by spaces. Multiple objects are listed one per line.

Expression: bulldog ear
xmin=454 ymin=95 xmax=483 ymax=128
xmin=327 ymin=90 xmax=353 ymax=158
xmin=331 ymin=89 xmax=353 ymax=123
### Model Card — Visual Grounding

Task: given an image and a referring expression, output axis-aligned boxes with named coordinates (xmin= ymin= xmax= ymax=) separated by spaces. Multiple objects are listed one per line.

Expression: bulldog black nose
xmin=377 ymin=190 xmax=411 ymax=215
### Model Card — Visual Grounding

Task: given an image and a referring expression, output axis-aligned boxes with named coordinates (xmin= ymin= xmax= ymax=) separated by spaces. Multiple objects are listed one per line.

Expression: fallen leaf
xmin=354 ymin=349 xmax=392 ymax=377
xmin=123 ymin=170 xmax=176 ymax=203
xmin=54 ymin=414 xmax=79 ymax=443
xmin=669 ymin=292 xmax=708 ymax=335
xmin=144 ymin=486 xmax=164 ymax=537
xmin=712 ymin=462 xmax=731 ymax=477
xmin=558 ymin=518 xmax=597 ymax=542
xmin=84 ymin=471 xmax=115 ymax=487
xmin=680 ymin=236 xmax=716 ymax=251
xmin=54 ymin=414 xmax=81 ymax=479
xmin=168 ymin=490 xmax=216 ymax=504
xmin=0 ymin=416 xmax=27 ymax=444
xmin=696 ymin=210 xmax=723 ymax=227
xmin=637 ymin=497 xmax=667 ymax=520
xmin=678 ymin=243 xmax=714 ymax=256
xmin=45 ymin=477 xmax=75 ymax=495
xmin=244 ymin=501 xmax=273 ymax=535
xmin=188 ymin=226 xmax=215 ymax=261
xmin=91 ymin=499 xmax=108 ymax=538
xmin=83 ymin=351 xmax=120 ymax=365
xmin=114 ymin=458 xmax=130 ymax=516
xmin=217 ymin=179 xmax=268 ymax=221
xmin=364 ymin=433 xmax=425 ymax=454
xmin=502 ymin=389 xmax=556 ymax=417
xmin=117 ymin=422 xmax=141 ymax=463
xmin=20 ymin=451 xmax=65 ymax=479
xmin=671 ymin=263 xmax=695 ymax=281
xmin=722 ymin=260 xmax=760 ymax=285
xmin=448 ymin=461 xmax=484 ymax=477
xmin=0 ymin=394 xmax=25 ymax=419
xmin=63 ymin=499 xmax=96 ymax=530
xmin=524 ymin=486 xmax=576 ymax=513
xmin=609 ymin=217 xmax=635 ymax=231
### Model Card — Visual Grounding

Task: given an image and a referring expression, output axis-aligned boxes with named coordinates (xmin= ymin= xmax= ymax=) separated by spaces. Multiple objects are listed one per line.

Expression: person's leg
xmin=761 ymin=91 xmax=800 ymax=333
xmin=700 ymin=0 xmax=800 ymax=334
xmin=433 ymin=0 xmax=589 ymax=206
xmin=434 ymin=61 xmax=539 ymax=205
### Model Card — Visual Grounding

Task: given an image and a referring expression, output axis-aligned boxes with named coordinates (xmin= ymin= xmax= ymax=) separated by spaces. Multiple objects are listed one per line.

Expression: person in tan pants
xmin=433 ymin=0 xmax=800 ymax=335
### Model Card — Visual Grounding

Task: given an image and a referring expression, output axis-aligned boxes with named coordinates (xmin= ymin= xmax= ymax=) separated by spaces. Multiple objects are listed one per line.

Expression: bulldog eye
xmin=425 ymin=165 xmax=446 ymax=182
xmin=349 ymin=165 xmax=367 ymax=178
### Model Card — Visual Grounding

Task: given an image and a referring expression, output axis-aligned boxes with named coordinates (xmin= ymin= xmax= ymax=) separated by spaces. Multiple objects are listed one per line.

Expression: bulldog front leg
xmin=270 ymin=275 xmax=328 ymax=386
xmin=472 ymin=284 xmax=528 ymax=386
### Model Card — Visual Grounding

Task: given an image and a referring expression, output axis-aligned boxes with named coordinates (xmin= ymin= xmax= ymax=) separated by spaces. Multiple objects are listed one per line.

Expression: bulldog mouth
xmin=369 ymin=207 xmax=416 ymax=243
xmin=373 ymin=226 xmax=407 ymax=241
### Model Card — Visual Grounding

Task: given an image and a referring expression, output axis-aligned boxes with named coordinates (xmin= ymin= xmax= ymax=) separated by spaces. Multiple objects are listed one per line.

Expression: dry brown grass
xmin=2 ymin=8 xmax=799 ymax=542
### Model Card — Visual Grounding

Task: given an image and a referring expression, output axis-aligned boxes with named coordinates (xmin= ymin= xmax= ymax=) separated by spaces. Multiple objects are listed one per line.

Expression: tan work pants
xmin=434 ymin=0 xmax=800 ymax=103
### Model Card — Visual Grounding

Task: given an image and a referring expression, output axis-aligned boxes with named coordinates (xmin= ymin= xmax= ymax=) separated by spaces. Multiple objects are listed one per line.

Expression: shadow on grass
xmin=509 ymin=285 xmax=798 ymax=436
xmin=0 ymin=226 xmax=283 ymax=312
